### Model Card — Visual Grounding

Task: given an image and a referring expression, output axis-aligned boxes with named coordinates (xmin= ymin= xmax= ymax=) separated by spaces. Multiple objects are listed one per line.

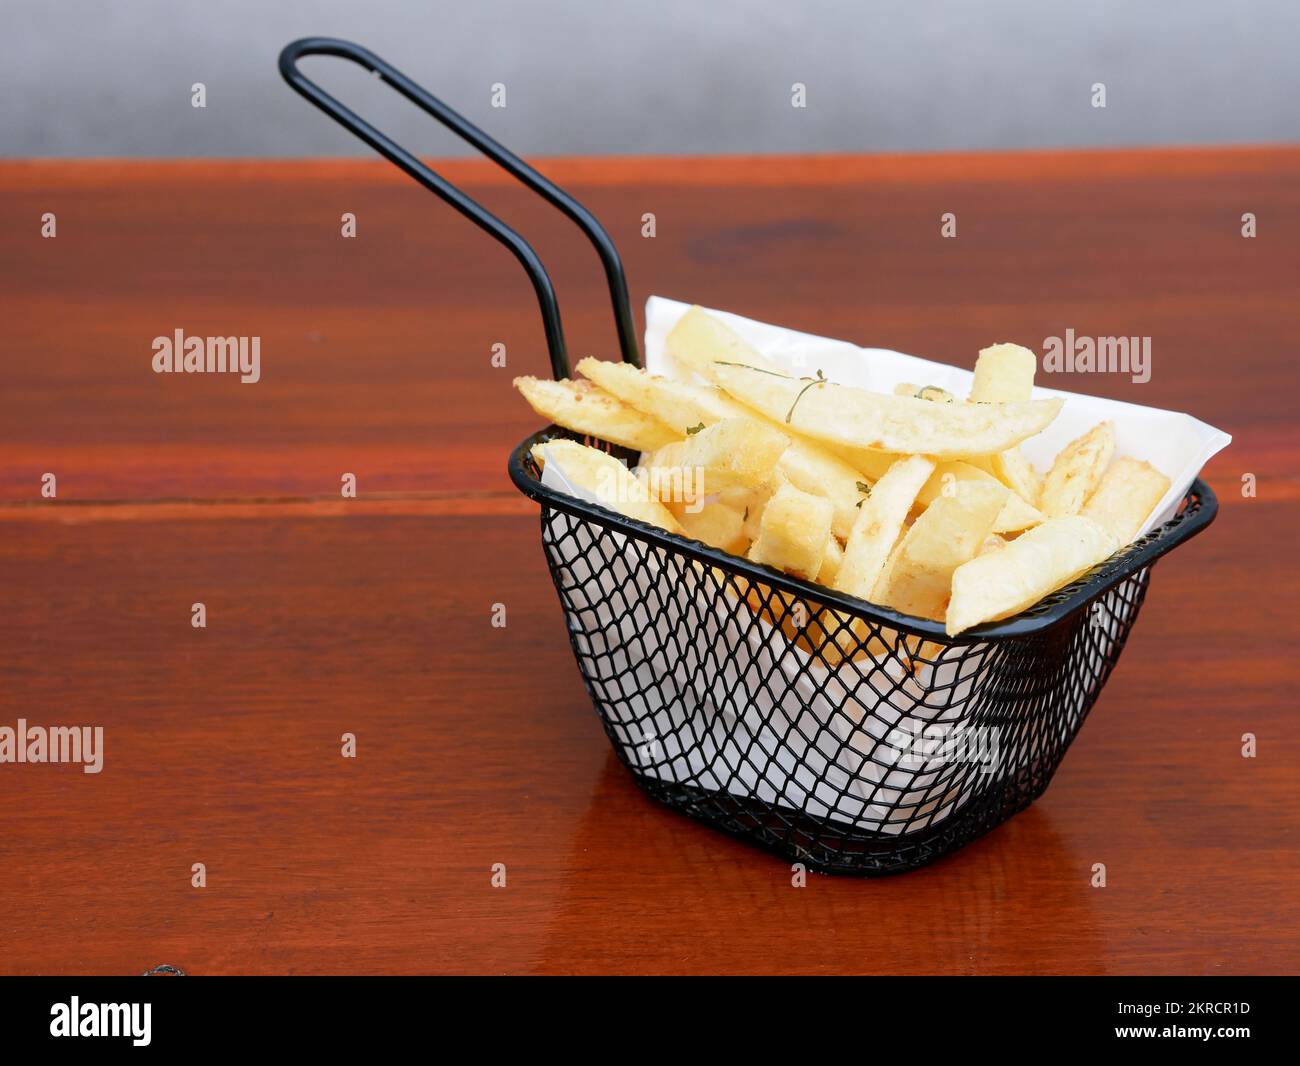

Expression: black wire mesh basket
xmin=283 ymin=38 xmax=1220 ymax=875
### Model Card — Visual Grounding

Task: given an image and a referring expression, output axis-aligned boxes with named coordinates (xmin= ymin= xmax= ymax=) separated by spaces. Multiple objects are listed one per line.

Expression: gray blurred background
xmin=4 ymin=0 xmax=1297 ymax=157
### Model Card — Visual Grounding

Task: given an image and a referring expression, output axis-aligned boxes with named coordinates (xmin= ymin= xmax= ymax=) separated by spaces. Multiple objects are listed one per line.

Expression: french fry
xmin=640 ymin=441 xmax=704 ymax=504
xmin=987 ymin=448 xmax=1044 ymax=507
xmin=834 ymin=455 xmax=935 ymax=601
xmin=684 ymin=417 xmax=788 ymax=491
xmin=670 ymin=498 xmax=750 ymax=554
xmin=585 ymin=350 xmax=864 ymax=547
xmin=1039 ymin=421 xmax=1116 ymax=518
xmin=895 ymin=383 xmax=955 ymax=403
xmin=748 ymin=482 xmax=834 ymax=581
xmin=669 ymin=308 xmax=1063 ymax=458
xmin=822 ymin=442 xmax=907 ymax=481
xmin=641 ymin=417 xmax=785 ymax=501
xmin=575 ymin=357 xmax=749 ymax=433
xmin=946 ymin=516 xmax=1119 ymax=636
xmin=817 ymin=536 xmax=844 ymax=587
xmin=915 ymin=461 xmax=1044 ymax=534
xmin=968 ymin=343 xmax=1041 ymax=507
xmin=665 ymin=304 xmax=784 ymax=379
xmin=718 ymin=484 xmax=773 ymax=542
xmin=530 ymin=439 xmax=682 ymax=532
xmin=668 ymin=310 xmax=893 ymax=502
xmin=969 ymin=343 xmax=1037 ymax=403
xmin=1081 ymin=456 xmax=1171 ymax=544
xmin=776 ymin=441 xmax=873 ymax=541
xmin=581 ymin=352 xmax=874 ymax=536
xmin=874 ymin=482 xmax=1007 ymax=621
xmin=517 ymin=308 xmax=1172 ymax=636
xmin=514 ymin=376 xmax=678 ymax=452
xmin=709 ymin=360 xmax=1062 ymax=458
xmin=660 ymin=315 xmax=883 ymax=533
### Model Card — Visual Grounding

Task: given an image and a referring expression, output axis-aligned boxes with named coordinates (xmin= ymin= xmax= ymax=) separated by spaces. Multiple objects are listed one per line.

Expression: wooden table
xmin=1 ymin=150 xmax=1296 ymax=975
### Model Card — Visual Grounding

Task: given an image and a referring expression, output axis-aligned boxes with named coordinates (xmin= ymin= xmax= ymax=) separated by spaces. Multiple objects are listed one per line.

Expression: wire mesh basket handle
xmin=279 ymin=36 xmax=639 ymax=379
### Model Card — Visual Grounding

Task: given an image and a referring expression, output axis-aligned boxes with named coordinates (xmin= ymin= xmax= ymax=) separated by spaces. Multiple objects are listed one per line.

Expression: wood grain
xmin=0 ymin=150 xmax=1296 ymax=975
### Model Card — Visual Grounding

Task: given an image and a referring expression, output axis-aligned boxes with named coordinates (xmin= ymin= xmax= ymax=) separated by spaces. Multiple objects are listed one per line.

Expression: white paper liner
xmin=535 ymin=299 xmax=1230 ymax=835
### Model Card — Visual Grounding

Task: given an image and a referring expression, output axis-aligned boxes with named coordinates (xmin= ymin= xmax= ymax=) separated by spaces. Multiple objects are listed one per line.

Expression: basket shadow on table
xmin=537 ymin=749 xmax=1107 ymax=974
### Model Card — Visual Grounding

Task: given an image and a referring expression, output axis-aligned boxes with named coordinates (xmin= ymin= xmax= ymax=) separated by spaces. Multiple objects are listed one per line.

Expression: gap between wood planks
xmin=0 ymin=481 xmax=1287 ymax=525
xmin=0 ymin=492 xmax=533 ymax=523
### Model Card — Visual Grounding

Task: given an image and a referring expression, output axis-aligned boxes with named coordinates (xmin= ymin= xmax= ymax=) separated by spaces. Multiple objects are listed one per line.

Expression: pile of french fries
xmin=516 ymin=307 xmax=1171 ymax=639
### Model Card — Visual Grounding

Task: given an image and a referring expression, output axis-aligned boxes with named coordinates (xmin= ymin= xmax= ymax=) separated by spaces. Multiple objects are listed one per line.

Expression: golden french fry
xmin=514 ymin=376 xmax=678 ymax=452
xmin=670 ymin=307 xmax=1062 ymax=458
xmin=823 ymin=442 xmax=908 ymax=481
xmin=946 ymin=516 xmax=1119 ymax=636
xmin=665 ymin=304 xmax=784 ymax=379
xmin=748 ymin=482 xmax=834 ymax=580
xmin=834 ymin=455 xmax=935 ymax=601
xmin=718 ymin=484 xmax=773 ymax=542
xmin=522 ymin=307 xmax=1165 ymax=637
xmin=989 ymin=448 xmax=1043 ymax=507
xmin=709 ymin=362 xmax=1062 ymax=458
xmin=575 ymin=357 xmax=750 ymax=433
xmin=964 ymin=450 xmax=1045 ymax=508
xmin=641 ymin=417 xmax=785 ymax=500
xmin=647 ymin=441 xmax=686 ymax=468
xmin=641 ymin=442 xmax=685 ymax=503
xmin=1081 ymin=456 xmax=1171 ymax=545
xmin=967 ymin=344 xmax=1040 ymax=507
xmin=1040 ymin=421 xmax=1116 ymax=518
xmin=916 ymin=461 xmax=1043 ymax=534
xmin=816 ymin=535 xmax=844 ymax=587
xmin=658 ymin=319 xmax=876 ymax=533
xmin=531 ymin=439 xmax=682 ymax=532
xmin=874 ymin=482 xmax=1007 ymax=621
xmin=640 ymin=441 xmax=704 ymax=504
xmin=684 ymin=417 xmax=789 ymax=491
xmin=652 ymin=411 xmax=866 ymax=553
xmin=670 ymin=499 xmax=750 ymax=554
xmin=895 ymin=382 xmax=956 ymax=403
xmin=776 ymin=440 xmax=873 ymax=541
xmin=969 ymin=343 xmax=1037 ymax=403
xmin=596 ymin=361 xmax=870 ymax=539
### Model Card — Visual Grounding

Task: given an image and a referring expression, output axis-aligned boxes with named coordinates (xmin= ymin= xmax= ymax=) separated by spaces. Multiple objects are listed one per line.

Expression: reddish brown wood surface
xmin=0 ymin=150 xmax=1297 ymax=975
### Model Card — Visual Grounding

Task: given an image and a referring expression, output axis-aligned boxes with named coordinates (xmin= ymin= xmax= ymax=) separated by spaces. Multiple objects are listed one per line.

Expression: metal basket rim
xmin=507 ymin=426 xmax=1218 ymax=644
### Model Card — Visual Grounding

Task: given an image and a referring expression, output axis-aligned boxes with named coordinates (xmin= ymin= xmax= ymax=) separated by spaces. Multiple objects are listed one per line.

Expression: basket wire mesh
xmin=514 ymin=432 xmax=1214 ymax=875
